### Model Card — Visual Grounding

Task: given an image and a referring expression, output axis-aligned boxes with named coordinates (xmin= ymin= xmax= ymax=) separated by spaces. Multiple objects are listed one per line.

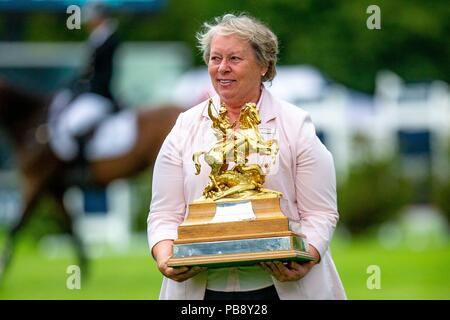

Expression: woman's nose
xmin=218 ymin=59 xmax=230 ymax=73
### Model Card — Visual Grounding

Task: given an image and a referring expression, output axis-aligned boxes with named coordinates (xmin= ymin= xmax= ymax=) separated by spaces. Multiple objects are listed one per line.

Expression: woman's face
xmin=208 ymin=34 xmax=268 ymax=109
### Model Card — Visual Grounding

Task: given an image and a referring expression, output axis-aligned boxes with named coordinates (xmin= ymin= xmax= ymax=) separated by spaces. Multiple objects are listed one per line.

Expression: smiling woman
xmin=197 ymin=14 xmax=278 ymax=125
xmin=147 ymin=13 xmax=346 ymax=300
xmin=206 ymin=34 xmax=267 ymax=124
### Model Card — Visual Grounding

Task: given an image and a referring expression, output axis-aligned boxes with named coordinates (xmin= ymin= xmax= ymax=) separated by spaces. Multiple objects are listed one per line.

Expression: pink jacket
xmin=147 ymin=87 xmax=346 ymax=299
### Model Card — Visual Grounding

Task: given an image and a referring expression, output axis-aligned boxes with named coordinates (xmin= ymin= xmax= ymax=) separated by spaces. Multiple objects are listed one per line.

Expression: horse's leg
xmin=0 ymin=181 xmax=42 ymax=284
xmin=219 ymin=163 xmax=229 ymax=175
xmin=209 ymin=174 xmax=222 ymax=191
xmin=50 ymin=189 xmax=89 ymax=280
xmin=259 ymin=188 xmax=283 ymax=196
xmin=192 ymin=151 xmax=204 ymax=175
xmin=214 ymin=183 xmax=256 ymax=200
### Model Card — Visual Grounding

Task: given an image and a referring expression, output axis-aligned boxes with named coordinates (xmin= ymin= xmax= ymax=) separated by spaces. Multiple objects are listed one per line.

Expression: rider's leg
xmin=69 ymin=93 xmax=114 ymax=185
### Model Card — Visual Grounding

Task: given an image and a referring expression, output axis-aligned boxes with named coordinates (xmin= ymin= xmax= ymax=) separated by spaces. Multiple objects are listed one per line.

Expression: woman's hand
xmin=157 ymin=255 xmax=207 ymax=283
xmin=260 ymin=260 xmax=315 ymax=282
xmin=260 ymin=244 xmax=320 ymax=282
xmin=152 ymin=240 xmax=207 ymax=282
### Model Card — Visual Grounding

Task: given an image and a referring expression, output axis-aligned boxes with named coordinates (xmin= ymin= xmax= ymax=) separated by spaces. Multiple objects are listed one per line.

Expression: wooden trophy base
xmin=167 ymin=195 xmax=314 ymax=268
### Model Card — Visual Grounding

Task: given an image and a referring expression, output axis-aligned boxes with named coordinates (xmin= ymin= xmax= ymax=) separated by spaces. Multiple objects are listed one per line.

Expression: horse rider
xmin=74 ymin=2 xmax=120 ymax=110
xmin=48 ymin=2 xmax=122 ymax=183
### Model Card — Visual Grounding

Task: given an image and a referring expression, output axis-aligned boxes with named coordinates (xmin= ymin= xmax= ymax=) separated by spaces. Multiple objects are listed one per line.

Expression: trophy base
xmin=167 ymin=195 xmax=314 ymax=268
xmin=168 ymin=234 xmax=314 ymax=269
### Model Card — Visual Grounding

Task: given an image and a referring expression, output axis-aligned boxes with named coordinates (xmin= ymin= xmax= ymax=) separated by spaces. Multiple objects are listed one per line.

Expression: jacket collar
xmin=201 ymin=85 xmax=278 ymax=124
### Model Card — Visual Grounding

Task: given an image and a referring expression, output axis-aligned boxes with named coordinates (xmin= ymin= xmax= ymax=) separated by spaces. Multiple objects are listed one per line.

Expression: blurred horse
xmin=0 ymin=79 xmax=184 ymax=283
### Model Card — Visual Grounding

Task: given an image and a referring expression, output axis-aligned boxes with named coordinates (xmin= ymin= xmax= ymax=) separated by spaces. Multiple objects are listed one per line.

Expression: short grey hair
xmin=197 ymin=13 xmax=279 ymax=82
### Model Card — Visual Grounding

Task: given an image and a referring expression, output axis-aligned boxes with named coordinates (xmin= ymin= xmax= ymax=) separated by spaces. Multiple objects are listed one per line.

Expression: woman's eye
xmin=230 ymin=56 xmax=241 ymax=61
xmin=210 ymin=56 xmax=221 ymax=63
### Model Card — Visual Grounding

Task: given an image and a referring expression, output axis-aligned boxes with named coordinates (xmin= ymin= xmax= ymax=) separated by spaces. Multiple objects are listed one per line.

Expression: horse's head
xmin=239 ymin=103 xmax=261 ymax=129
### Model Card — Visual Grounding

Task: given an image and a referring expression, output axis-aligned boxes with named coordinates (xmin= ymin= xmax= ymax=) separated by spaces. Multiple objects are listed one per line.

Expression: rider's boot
xmin=69 ymin=129 xmax=95 ymax=186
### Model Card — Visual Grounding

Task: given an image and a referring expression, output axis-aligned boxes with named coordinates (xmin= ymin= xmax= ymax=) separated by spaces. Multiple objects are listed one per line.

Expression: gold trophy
xmin=167 ymin=100 xmax=313 ymax=268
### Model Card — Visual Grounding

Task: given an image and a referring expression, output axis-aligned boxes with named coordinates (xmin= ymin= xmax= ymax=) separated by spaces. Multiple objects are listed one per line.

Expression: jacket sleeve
xmin=89 ymin=34 xmax=119 ymax=99
xmin=295 ymin=114 xmax=339 ymax=260
xmin=147 ymin=113 xmax=187 ymax=254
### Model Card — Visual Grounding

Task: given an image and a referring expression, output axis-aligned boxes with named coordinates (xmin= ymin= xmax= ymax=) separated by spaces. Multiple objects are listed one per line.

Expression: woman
xmin=147 ymin=13 xmax=346 ymax=300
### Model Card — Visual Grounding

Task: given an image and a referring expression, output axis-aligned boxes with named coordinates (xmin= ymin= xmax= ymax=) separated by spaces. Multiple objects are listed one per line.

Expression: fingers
xmin=164 ymin=266 xmax=207 ymax=282
xmin=260 ymin=261 xmax=290 ymax=281
xmin=260 ymin=260 xmax=313 ymax=282
xmin=156 ymin=251 xmax=207 ymax=282
xmin=285 ymin=261 xmax=305 ymax=271
xmin=181 ymin=266 xmax=207 ymax=281
xmin=153 ymin=241 xmax=207 ymax=282
xmin=271 ymin=261 xmax=298 ymax=280
xmin=166 ymin=266 xmax=189 ymax=275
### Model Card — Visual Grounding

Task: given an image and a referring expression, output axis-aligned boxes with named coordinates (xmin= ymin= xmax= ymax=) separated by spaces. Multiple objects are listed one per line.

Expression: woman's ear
xmin=261 ymin=66 xmax=268 ymax=77
xmin=260 ymin=63 xmax=269 ymax=78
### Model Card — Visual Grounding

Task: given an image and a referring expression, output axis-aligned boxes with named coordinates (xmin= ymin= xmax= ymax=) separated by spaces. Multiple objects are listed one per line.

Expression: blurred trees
xmin=337 ymin=134 xmax=414 ymax=234
xmin=117 ymin=0 xmax=450 ymax=93
xmin=0 ymin=0 xmax=448 ymax=93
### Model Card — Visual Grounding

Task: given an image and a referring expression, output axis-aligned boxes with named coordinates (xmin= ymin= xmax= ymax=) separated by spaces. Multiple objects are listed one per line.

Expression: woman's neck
xmin=222 ymin=87 xmax=262 ymax=124
xmin=226 ymin=108 xmax=241 ymax=124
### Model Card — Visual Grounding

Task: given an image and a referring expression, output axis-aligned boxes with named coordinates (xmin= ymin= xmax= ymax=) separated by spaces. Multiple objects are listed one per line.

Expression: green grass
xmin=331 ymin=235 xmax=450 ymax=299
xmin=0 ymin=238 xmax=163 ymax=300
xmin=0 ymin=234 xmax=449 ymax=299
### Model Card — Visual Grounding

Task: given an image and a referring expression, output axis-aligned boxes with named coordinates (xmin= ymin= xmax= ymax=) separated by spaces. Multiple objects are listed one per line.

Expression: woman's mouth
xmin=218 ymin=79 xmax=235 ymax=87
xmin=219 ymin=79 xmax=234 ymax=84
